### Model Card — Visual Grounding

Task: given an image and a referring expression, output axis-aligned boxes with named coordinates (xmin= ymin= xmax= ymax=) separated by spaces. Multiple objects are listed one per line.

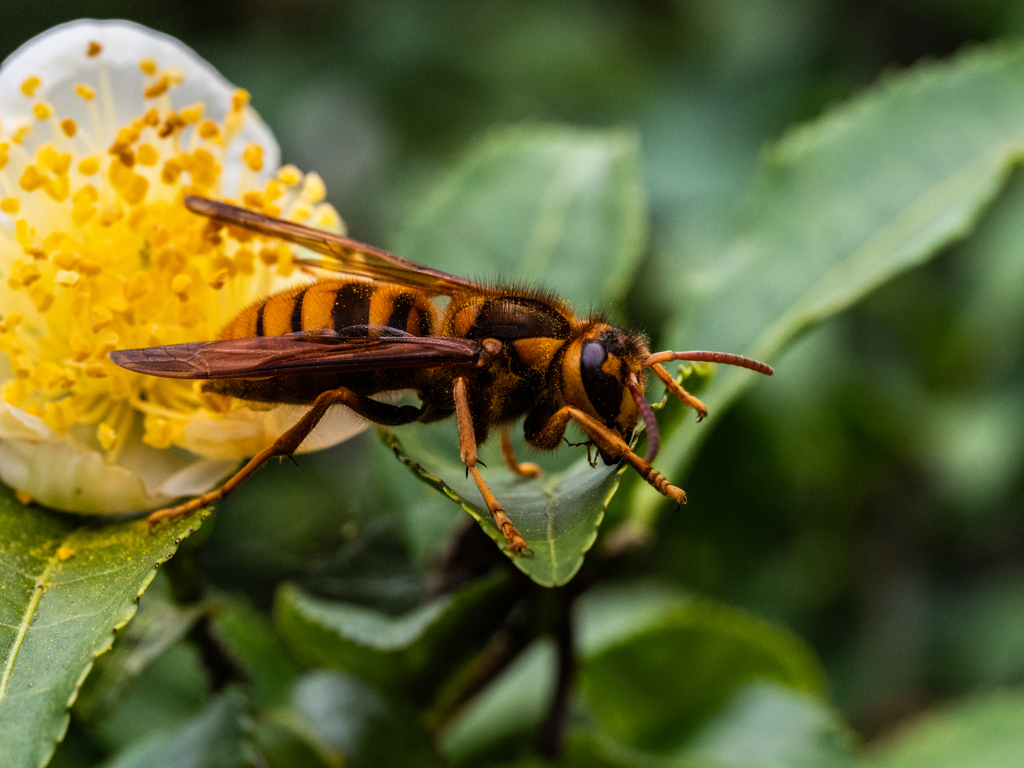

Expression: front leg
xmin=453 ymin=377 xmax=530 ymax=555
xmin=528 ymin=406 xmax=687 ymax=505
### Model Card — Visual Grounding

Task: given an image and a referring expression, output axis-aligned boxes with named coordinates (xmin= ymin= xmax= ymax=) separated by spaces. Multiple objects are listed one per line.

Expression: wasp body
xmin=112 ymin=196 xmax=773 ymax=555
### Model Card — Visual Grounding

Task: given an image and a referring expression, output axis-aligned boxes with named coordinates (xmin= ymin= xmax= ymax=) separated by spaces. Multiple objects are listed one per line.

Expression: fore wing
xmin=110 ymin=332 xmax=483 ymax=380
xmin=186 ymin=195 xmax=489 ymax=297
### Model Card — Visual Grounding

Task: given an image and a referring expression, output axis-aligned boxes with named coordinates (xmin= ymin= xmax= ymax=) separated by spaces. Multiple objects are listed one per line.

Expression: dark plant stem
xmin=164 ymin=541 xmax=248 ymax=692
xmin=539 ymin=590 xmax=575 ymax=759
xmin=429 ymin=622 xmax=536 ymax=731
xmin=188 ymin=613 xmax=249 ymax=693
xmin=429 ymin=516 xmax=508 ymax=597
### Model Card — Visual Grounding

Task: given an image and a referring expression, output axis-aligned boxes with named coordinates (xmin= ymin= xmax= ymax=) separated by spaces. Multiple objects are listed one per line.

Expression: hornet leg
xmin=530 ymin=405 xmax=687 ymax=505
xmin=499 ymin=426 xmax=542 ymax=478
xmin=147 ymin=388 xmax=421 ymax=529
xmin=453 ymin=377 xmax=530 ymax=555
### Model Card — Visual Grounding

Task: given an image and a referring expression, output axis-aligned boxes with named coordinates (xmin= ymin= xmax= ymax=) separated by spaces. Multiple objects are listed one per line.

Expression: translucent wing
xmin=186 ymin=195 xmax=490 ymax=296
xmin=110 ymin=331 xmax=483 ymax=380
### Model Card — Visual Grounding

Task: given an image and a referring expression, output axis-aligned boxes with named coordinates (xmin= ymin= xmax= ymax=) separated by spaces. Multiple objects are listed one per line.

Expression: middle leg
xmin=500 ymin=427 xmax=542 ymax=478
xmin=453 ymin=377 xmax=530 ymax=555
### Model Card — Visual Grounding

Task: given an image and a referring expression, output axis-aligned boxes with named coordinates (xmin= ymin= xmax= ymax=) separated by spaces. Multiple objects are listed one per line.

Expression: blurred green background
xmin=6 ymin=0 xmax=1024 ymax=759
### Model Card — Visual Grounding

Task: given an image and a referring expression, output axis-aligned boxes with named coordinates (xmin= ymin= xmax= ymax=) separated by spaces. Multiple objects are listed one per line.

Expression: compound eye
xmin=580 ymin=340 xmax=623 ymax=423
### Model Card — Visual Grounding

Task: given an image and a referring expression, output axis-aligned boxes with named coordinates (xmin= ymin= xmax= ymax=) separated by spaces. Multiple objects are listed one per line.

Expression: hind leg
xmin=147 ymin=388 xmax=421 ymax=528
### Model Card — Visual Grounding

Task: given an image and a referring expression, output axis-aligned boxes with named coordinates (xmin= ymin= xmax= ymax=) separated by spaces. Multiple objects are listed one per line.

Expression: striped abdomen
xmin=204 ymin=280 xmax=438 ymax=404
xmin=220 ymin=279 xmax=435 ymax=340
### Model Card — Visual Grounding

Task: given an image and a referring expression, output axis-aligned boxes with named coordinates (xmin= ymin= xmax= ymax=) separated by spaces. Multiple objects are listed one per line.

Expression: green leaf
xmin=252 ymin=707 xmax=344 ymax=768
xmin=89 ymin=642 xmax=208 ymax=754
xmin=577 ymin=583 xmax=826 ymax=753
xmin=0 ymin=487 xmax=210 ymax=768
xmin=565 ymin=682 xmax=855 ymax=768
xmin=212 ymin=593 xmax=302 ymax=709
xmin=288 ymin=670 xmax=444 ymax=768
xmin=383 ymin=427 xmax=621 ymax=587
xmin=440 ymin=639 xmax=557 ymax=765
xmin=388 ymin=125 xmax=646 ymax=584
xmin=75 ymin=594 xmax=210 ymax=722
xmin=97 ymin=688 xmax=249 ymax=768
xmin=863 ymin=689 xmax=1024 ymax=768
xmin=396 ymin=124 xmax=646 ymax=310
xmin=274 ymin=571 xmax=515 ymax=702
xmin=627 ymin=43 xmax=1024 ymax=530
xmin=678 ymin=682 xmax=855 ymax=768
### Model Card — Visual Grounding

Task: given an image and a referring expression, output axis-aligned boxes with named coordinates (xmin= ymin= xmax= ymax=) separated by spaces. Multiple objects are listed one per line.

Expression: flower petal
xmin=180 ymin=404 xmax=370 ymax=460
xmin=0 ymin=402 xmax=238 ymax=513
xmin=0 ymin=18 xmax=279 ymax=191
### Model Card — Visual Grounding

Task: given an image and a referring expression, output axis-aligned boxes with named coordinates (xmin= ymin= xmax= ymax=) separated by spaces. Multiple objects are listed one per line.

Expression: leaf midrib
xmin=0 ymin=540 xmax=63 ymax=703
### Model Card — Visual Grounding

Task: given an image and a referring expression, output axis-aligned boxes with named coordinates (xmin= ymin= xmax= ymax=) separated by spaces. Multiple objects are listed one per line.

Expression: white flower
xmin=0 ymin=20 xmax=366 ymax=515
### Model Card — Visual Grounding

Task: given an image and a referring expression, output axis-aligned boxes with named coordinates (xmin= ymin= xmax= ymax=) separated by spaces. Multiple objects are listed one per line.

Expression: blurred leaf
xmin=253 ymin=707 xmax=344 ymax=768
xmin=212 ymin=593 xmax=302 ymax=709
xmin=97 ymin=688 xmax=249 ymax=768
xmin=678 ymin=681 xmax=855 ymax=768
xmin=577 ymin=583 xmax=826 ymax=752
xmin=388 ymin=125 xmax=645 ymax=582
xmin=288 ymin=670 xmax=444 ymax=767
xmin=201 ymin=436 xmax=423 ymax=612
xmin=384 ymin=428 xmax=620 ymax=587
xmin=396 ymin=124 xmax=646 ymax=309
xmin=0 ymin=487 xmax=210 ymax=768
xmin=47 ymin=720 xmax=105 ymax=768
xmin=274 ymin=571 xmax=515 ymax=702
xmin=560 ymin=682 xmax=855 ymax=768
xmin=75 ymin=596 xmax=210 ymax=722
xmin=629 ymin=42 xmax=1024 ymax=528
xmin=949 ymin=169 xmax=1024 ymax=375
xmin=440 ymin=639 xmax=556 ymax=765
xmin=935 ymin=574 xmax=1024 ymax=689
xmin=89 ymin=642 xmax=208 ymax=754
xmin=864 ymin=689 xmax=1024 ymax=768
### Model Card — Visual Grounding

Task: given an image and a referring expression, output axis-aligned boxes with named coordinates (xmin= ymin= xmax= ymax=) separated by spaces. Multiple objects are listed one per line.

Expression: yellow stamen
xmin=136 ymin=144 xmax=159 ymax=166
xmin=278 ymin=165 xmax=302 ymax=186
xmin=69 ymin=337 xmax=91 ymax=362
xmin=180 ymin=104 xmax=204 ymax=123
xmin=21 ymin=76 xmax=41 ymax=96
xmin=19 ymin=165 xmax=45 ymax=192
xmin=300 ymin=173 xmax=326 ymax=203
xmin=198 ymin=120 xmax=219 ymax=139
xmin=144 ymin=74 xmax=171 ymax=99
xmin=97 ymin=423 xmax=118 ymax=451
xmin=243 ymin=144 xmax=263 ymax=172
xmin=1 ymin=313 xmax=23 ymax=333
xmin=171 ymin=273 xmax=191 ymax=300
xmin=75 ymin=83 xmax=95 ymax=100
xmin=90 ymin=306 xmax=114 ymax=333
xmin=54 ymin=269 xmax=80 ymax=287
xmin=33 ymin=102 xmax=52 ymax=120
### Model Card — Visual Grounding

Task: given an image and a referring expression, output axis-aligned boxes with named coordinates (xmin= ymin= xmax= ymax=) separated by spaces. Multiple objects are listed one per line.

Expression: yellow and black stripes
xmin=219 ymin=280 xmax=437 ymax=341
